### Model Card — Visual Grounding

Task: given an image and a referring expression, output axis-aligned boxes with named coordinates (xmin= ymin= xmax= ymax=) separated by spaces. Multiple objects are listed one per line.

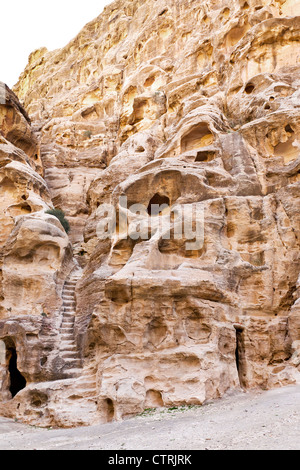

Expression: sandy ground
xmin=0 ymin=384 xmax=299 ymax=450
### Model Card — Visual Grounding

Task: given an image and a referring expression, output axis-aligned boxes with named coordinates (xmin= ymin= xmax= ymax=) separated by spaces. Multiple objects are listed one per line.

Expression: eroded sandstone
xmin=0 ymin=0 xmax=299 ymax=427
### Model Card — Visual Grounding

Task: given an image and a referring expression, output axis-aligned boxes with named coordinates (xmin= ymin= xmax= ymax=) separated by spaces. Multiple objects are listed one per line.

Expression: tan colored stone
xmin=0 ymin=0 xmax=299 ymax=427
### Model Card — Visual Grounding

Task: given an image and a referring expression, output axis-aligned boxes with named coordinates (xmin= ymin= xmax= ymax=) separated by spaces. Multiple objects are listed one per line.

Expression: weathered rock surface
xmin=0 ymin=0 xmax=300 ymax=427
xmin=0 ymin=83 xmax=76 ymax=408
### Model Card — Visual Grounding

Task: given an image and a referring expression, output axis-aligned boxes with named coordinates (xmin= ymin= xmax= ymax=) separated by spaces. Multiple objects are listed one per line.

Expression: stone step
xmin=61 ymin=348 xmax=78 ymax=354
xmin=60 ymin=349 xmax=77 ymax=355
xmin=61 ymin=351 xmax=80 ymax=359
xmin=61 ymin=328 xmax=75 ymax=334
xmin=59 ymin=343 xmax=77 ymax=351
xmin=64 ymin=359 xmax=82 ymax=368
xmin=60 ymin=326 xmax=74 ymax=335
xmin=61 ymin=339 xmax=76 ymax=346
xmin=61 ymin=336 xmax=75 ymax=342
xmin=60 ymin=351 xmax=77 ymax=357
xmin=60 ymin=343 xmax=77 ymax=350
xmin=63 ymin=368 xmax=82 ymax=378
xmin=61 ymin=351 xmax=78 ymax=357
xmin=62 ymin=294 xmax=75 ymax=299
xmin=60 ymin=336 xmax=76 ymax=343
xmin=63 ymin=355 xmax=81 ymax=362
xmin=62 ymin=320 xmax=75 ymax=325
xmin=60 ymin=326 xmax=74 ymax=332
xmin=60 ymin=340 xmax=76 ymax=347
xmin=60 ymin=322 xmax=74 ymax=327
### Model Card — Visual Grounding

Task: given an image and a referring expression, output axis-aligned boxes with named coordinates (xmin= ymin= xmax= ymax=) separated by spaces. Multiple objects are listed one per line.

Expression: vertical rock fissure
xmin=235 ymin=327 xmax=247 ymax=389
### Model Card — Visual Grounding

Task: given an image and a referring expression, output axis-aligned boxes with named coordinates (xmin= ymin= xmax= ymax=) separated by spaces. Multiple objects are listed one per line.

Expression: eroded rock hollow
xmin=0 ymin=0 xmax=300 ymax=427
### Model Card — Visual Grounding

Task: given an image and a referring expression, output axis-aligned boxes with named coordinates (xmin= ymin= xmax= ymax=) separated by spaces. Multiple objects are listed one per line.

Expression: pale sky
xmin=0 ymin=0 xmax=112 ymax=88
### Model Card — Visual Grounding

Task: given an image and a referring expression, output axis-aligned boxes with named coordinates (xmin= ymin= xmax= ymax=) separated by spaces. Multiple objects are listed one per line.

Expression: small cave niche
xmin=225 ymin=24 xmax=249 ymax=47
xmin=274 ymin=134 xmax=298 ymax=164
xmin=123 ymin=85 xmax=138 ymax=107
xmin=285 ymin=124 xmax=294 ymax=134
xmin=7 ymin=346 xmax=26 ymax=398
xmin=144 ymin=75 xmax=156 ymax=88
xmin=195 ymin=150 xmax=216 ymax=162
xmin=129 ymin=98 xmax=148 ymax=125
xmin=147 ymin=193 xmax=170 ymax=216
xmin=29 ymin=391 xmax=48 ymax=408
xmin=109 ymin=237 xmax=137 ymax=267
xmin=220 ymin=7 xmax=230 ymax=19
xmin=181 ymin=123 xmax=214 ymax=153
xmin=40 ymin=356 xmax=47 ymax=366
xmin=102 ymin=398 xmax=115 ymax=423
xmin=245 ymin=83 xmax=255 ymax=94
xmin=145 ymin=389 xmax=164 ymax=408
xmin=8 ymin=202 xmax=32 ymax=217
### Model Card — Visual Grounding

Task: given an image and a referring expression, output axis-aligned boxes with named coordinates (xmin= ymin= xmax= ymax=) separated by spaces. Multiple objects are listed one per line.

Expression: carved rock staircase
xmin=59 ymin=271 xmax=82 ymax=377
xmin=56 ymin=270 xmax=99 ymax=425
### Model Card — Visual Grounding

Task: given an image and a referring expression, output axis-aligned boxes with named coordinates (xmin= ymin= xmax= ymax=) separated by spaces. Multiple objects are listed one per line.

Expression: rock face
xmin=0 ymin=0 xmax=300 ymax=427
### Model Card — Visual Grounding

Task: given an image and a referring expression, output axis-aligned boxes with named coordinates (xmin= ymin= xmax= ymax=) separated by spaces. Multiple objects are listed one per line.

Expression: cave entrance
xmin=147 ymin=193 xmax=170 ymax=216
xmin=7 ymin=347 xmax=26 ymax=398
xmin=234 ymin=326 xmax=247 ymax=389
xmin=104 ymin=398 xmax=115 ymax=422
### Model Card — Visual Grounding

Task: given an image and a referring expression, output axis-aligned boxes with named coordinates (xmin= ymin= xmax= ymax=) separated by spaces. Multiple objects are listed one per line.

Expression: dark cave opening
xmin=147 ymin=193 xmax=170 ymax=216
xmin=104 ymin=398 xmax=115 ymax=422
xmin=8 ymin=347 xmax=26 ymax=398
xmin=235 ymin=327 xmax=247 ymax=389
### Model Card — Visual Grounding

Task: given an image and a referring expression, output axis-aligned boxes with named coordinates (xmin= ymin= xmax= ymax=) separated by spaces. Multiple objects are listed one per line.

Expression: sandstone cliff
xmin=0 ymin=0 xmax=300 ymax=427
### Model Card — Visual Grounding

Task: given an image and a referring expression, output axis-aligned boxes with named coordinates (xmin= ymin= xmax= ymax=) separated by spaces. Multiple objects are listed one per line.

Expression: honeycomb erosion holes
xmin=0 ymin=0 xmax=300 ymax=428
